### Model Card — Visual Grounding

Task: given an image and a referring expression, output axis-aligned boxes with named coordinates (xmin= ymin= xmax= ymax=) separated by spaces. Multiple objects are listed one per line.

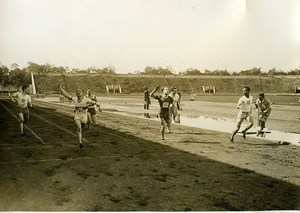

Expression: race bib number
xmin=162 ymin=102 xmax=169 ymax=108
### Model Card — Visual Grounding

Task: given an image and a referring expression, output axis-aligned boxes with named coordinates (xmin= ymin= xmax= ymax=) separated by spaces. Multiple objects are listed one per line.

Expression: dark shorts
xmin=17 ymin=107 xmax=29 ymax=122
xmin=88 ymin=108 xmax=96 ymax=115
xmin=159 ymin=113 xmax=170 ymax=125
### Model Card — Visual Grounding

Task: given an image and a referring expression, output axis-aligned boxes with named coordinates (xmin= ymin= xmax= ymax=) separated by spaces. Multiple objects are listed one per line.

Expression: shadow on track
xmin=0 ymin=99 xmax=299 ymax=211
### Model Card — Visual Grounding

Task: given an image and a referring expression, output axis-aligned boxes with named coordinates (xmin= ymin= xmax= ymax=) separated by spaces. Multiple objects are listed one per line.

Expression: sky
xmin=0 ymin=0 xmax=299 ymax=74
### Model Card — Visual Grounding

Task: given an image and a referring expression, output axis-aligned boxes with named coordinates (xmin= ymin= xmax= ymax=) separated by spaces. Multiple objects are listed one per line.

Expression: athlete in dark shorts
xmin=86 ymin=89 xmax=101 ymax=131
xmin=150 ymin=86 xmax=173 ymax=140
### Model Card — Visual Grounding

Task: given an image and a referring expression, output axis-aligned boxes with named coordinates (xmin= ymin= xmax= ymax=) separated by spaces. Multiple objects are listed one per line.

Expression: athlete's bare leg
xmin=75 ymin=120 xmax=84 ymax=148
xmin=18 ymin=113 xmax=25 ymax=135
xmin=230 ymin=121 xmax=242 ymax=142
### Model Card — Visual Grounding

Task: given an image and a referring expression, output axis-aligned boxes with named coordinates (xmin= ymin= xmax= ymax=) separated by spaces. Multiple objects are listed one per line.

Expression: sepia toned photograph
xmin=0 ymin=0 xmax=299 ymax=211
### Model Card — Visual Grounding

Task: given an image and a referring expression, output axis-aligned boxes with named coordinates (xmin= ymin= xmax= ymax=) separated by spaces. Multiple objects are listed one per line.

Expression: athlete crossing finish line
xmin=10 ymin=85 xmax=35 ymax=136
xmin=150 ymin=86 xmax=174 ymax=141
xmin=59 ymin=84 xmax=100 ymax=148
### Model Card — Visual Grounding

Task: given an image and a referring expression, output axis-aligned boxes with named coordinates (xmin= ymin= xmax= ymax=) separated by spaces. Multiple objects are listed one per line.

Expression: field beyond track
xmin=0 ymin=97 xmax=299 ymax=211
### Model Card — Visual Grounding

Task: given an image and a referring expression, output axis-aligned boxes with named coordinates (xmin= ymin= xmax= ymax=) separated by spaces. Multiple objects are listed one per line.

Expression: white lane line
xmin=0 ymin=103 xmax=45 ymax=144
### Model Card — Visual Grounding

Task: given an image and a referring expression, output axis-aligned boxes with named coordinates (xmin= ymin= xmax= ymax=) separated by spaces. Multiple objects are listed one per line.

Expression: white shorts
xmin=74 ymin=111 xmax=88 ymax=124
xmin=237 ymin=111 xmax=253 ymax=124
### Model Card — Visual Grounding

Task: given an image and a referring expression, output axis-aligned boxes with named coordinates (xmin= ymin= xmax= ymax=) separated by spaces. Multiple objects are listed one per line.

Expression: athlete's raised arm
xmin=59 ymin=84 xmax=72 ymax=100
xmin=150 ymin=86 xmax=160 ymax=97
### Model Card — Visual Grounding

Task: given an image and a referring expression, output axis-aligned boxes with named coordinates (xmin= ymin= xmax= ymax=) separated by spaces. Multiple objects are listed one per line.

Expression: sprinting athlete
xmin=10 ymin=85 xmax=34 ymax=136
xmin=230 ymin=86 xmax=254 ymax=143
xmin=86 ymin=89 xmax=101 ymax=131
xmin=59 ymin=84 xmax=99 ymax=148
xmin=150 ymin=86 xmax=173 ymax=140
xmin=169 ymin=87 xmax=180 ymax=126
xmin=254 ymin=92 xmax=271 ymax=136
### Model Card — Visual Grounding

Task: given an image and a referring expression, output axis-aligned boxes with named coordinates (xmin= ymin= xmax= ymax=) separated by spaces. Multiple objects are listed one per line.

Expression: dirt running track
xmin=0 ymin=98 xmax=299 ymax=211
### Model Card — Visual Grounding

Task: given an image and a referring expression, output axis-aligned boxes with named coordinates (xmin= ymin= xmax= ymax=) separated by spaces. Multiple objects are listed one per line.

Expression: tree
xmin=180 ymin=68 xmax=202 ymax=75
xmin=211 ymin=69 xmax=230 ymax=75
xmin=9 ymin=68 xmax=31 ymax=87
xmin=141 ymin=66 xmax=173 ymax=75
xmin=287 ymin=66 xmax=300 ymax=75
xmin=240 ymin=67 xmax=262 ymax=75
xmin=0 ymin=65 xmax=11 ymax=86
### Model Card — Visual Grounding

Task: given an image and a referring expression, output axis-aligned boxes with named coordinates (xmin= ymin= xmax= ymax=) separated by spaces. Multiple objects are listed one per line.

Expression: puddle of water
xmin=38 ymin=97 xmax=300 ymax=146
xmin=179 ymin=115 xmax=300 ymax=145
xmin=113 ymin=111 xmax=300 ymax=146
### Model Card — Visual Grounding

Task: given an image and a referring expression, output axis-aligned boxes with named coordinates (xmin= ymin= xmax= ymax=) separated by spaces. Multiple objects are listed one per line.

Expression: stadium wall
xmin=34 ymin=74 xmax=300 ymax=95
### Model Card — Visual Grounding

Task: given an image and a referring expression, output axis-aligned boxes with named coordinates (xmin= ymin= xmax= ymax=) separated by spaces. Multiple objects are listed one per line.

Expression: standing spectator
xmin=143 ymin=87 xmax=151 ymax=110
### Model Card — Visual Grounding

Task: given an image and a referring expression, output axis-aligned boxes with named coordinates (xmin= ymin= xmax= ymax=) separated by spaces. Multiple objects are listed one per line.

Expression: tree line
xmin=133 ymin=66 xmax=300 ymax=76
xmin=1 ymin=62 xmax=299 ymax=87
xmin=0 ymin=62 xmax=117 ymax=87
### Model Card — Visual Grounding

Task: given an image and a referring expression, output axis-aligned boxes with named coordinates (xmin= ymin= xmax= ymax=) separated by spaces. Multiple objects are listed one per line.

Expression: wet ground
xmin=86 ymin=95 xmax=300 ymax=145
xmin=0 ymin=96 xmax=299 ymax=211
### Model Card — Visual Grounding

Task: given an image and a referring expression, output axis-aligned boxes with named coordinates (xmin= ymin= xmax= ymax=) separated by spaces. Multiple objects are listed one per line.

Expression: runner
xmin=59 ymin=84 xmax=99 ymax=148
xmin=86 ymin=89 xmax=101 ymax=131
xmin=230 ymin=86 xmax=254 ymax=143
xmin=254 ymin=92 xmax=271 ymax=136
xmin=10 ymin=85 xmax=35 ymax=136
xmin=169 ymin=87 xmax=180 ymax=126
xmin=150 ymin=86 xmax=173 ymax=140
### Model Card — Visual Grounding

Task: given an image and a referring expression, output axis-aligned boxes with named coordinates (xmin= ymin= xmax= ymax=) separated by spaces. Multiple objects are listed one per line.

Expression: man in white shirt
xmin=230 ymin=86 xmax=254 ymax=143
xmin=59 ymin=84 xmax=99 ymax=148
xmin=10 ymin=85 xmax=34 ymax=136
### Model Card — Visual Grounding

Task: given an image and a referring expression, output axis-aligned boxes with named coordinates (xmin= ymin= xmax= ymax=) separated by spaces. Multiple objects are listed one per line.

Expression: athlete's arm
xmin=263 ymin=100 xmax=271 ymax=114
xmin=10 ymin=94 xmax=16 ymax=104
xmin=59 ymin=84 xmax=72 ymax=100
xmin=91 ymin=100 xmax=100 ymax=107
xmin=150 ymin=86 xmax=159 ymax=98
xmin=236 ymin=98 xmax=242 ymax=109
xmin=28 ymin=96 xmax=36 ymax=108
xmin=10 ymin=93 xmax=17 ymax=104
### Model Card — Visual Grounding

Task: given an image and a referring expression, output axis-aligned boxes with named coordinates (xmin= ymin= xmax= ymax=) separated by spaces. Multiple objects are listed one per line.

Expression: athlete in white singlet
xmin=230 ymin=86 xmax=254 ymax=143
xmin=10 ymin=85 xmax=34 ymax=135
xmin=59 ymin=85 xmax=99 ymax=148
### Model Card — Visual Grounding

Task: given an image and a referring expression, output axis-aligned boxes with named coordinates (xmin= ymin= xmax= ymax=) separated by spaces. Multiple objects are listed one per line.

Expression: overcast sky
xmin=0 ymin=0 xmax=299 ymax=73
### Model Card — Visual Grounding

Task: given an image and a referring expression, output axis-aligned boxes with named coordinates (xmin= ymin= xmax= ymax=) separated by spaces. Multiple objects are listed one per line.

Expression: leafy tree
xmin=180 ymin=68 xmax=202 ymax=75
xmin=267 ymin=68 xmax=287 ymax=75
xmin=0 ymin=65 xmax=11 ymax=86
xmin=9 ymin=68 xmax=31 ymax=87
xmin=240 ymin=67 xmax=262 ymax=75
xmin=211 ymin=69 xmax=230 ymax=75
xmin=142 ymin=66 xmax=173 ymax=75
xmin=287 ymin=66 xmax=300 ymax=75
